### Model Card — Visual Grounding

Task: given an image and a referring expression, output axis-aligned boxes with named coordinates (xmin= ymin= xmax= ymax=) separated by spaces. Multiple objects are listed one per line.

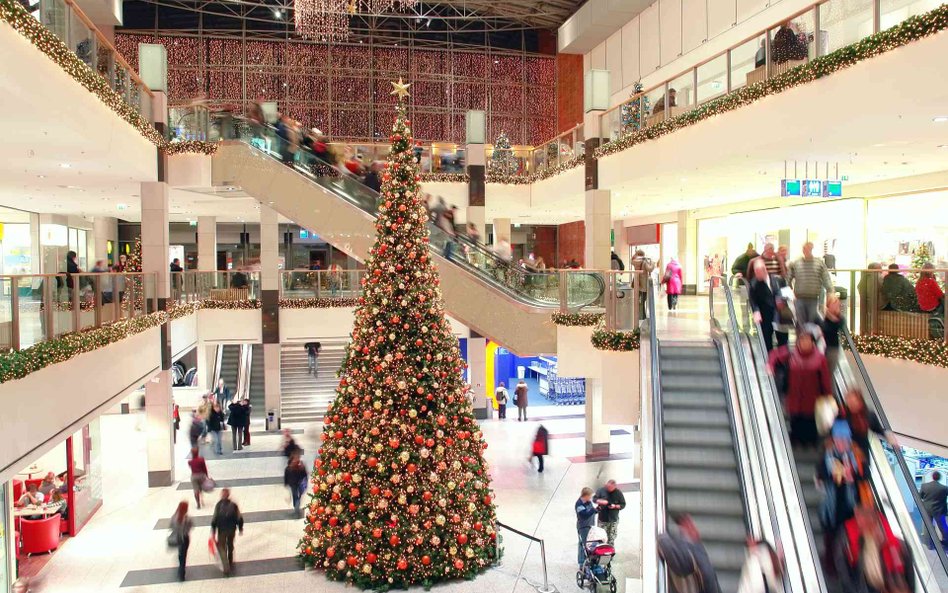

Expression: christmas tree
xmin=620 ymin=82 xmax=650 ymax=134
xmin=299 ymin=79 xmax=498 ymax=590
xmin=911 ymin=243 xmax=933 ymax=281
xmin=489 ymin=131 xmax=518 ymax=176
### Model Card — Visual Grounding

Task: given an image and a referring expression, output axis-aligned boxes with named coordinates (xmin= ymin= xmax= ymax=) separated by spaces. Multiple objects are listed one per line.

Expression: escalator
xmin=215 ymin=344 xmax=241 ymax=395
xmin=207 ymin=120 xmax=604 ymax=355
xmin=247 ymin=345 xmax=265 ymax=412
xmin=658 ymin=341 xmax=750 ymax=592
xmin=719 ymin=281 xmax=948 ymax=593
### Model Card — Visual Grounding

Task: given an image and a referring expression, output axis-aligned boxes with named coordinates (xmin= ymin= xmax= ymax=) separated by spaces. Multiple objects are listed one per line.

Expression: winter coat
xmin=575 ymin=498 xmax=598 ymax=530
xmin=663 ymin=260 xmax=684 ymax=295
xmin=768 ymin=346 xmax=831 ymax=417
xmin=514 ymin=383 xmax=529 ymax=408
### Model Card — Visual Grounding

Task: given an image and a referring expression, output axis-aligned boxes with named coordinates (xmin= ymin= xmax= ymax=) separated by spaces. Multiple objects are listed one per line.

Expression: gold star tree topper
xmin=390 ymin=78 xmax=411 ymax=99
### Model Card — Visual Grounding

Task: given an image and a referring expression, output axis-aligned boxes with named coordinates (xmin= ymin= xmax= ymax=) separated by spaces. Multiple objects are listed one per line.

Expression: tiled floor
xmin=22 ymin=405 xmax=640 ymax=593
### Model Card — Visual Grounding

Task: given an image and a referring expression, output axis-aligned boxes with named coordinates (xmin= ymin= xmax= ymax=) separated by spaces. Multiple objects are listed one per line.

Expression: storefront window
xmin=0 ymin=224 xmax=32 ymax=275
xmin=661 ymin=222 xmax=679 ymax=269
xmin=866 ymin=192 xmax=948 ymax=268
xmin=70 ymin=418 xmax=103 ymax=531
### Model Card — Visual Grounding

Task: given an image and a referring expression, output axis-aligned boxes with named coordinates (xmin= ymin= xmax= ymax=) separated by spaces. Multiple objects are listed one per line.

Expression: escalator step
xmin=661 ymin=375 xmax=725 ymax=392
xmin=657 ymin=358 xmax=722 ymax=375
xmin=702 ymin=542 xmax=747 ymax=571
xmin=664 ymin=408 xmax=730 ymax=428
xmin=665 ymin=446 xmax=737 ymax=470
xmin=718 ymin=571 xmax=741 ymax=593
xmin=662 ymin=391 xmax=728 ymax=409
xmin=659 ymin=346 xmax=718 ymax=360
xmin=665 ymin=427 xmax=734 ymax=447
xmin=667 ymin=491 xmax=745 ymax=517
xmin=686 ymin=515 xmax=748 ymax=544
xmin=666 ymin=468 xmax=741 ymax=493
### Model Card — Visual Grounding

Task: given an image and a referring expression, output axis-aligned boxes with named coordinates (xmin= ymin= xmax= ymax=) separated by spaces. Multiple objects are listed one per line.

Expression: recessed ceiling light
xmin=934 ymin=116 xmax=948 ymax=123
xmin=939 ymin=145 xmax=948 ymax=149
xmin=36 ymin=174 xmax=45 ymax=179
xmin=60 ymin=163 xmax=71 ymax=168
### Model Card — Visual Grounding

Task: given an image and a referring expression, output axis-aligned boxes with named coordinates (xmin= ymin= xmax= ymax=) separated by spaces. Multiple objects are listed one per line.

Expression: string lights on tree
xmin=298 ymin=79 xmax=498 ymax=588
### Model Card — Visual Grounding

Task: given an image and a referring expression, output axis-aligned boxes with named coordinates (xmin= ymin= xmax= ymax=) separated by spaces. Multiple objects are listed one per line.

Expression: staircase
xmin=659 ymin=341 xmax=747 ymax=593
xmin=217 ymin=344 xmax=241 ymax=394
xmin=280 ymin=342 xmax=348 ymax=424
xmin=248 ymin=345 xmax=265 ymax=412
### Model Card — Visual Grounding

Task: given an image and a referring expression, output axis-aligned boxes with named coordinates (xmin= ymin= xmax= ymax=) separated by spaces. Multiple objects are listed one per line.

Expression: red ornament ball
xmin=454 ymin=559 xmax=464 ymax=570
xmin=397 ymin=558 xmax=408 ymax=570
xmin=389 ymin=535 xmax=401 ymax=546
xmin=421 ymin=555 xmax=432 ymax=565
xmin=457 ymin=534 xmax=468 ymax=545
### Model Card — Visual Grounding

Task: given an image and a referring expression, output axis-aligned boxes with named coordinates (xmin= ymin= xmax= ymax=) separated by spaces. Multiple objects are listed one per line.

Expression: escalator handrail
xmin=647 ymin=280 xmax=668 ymax=593
xmin=218 ymin=120 xmax=605 ymax=309
xmin=721 ymin=280 xmax=829 ymax=593
xmin=840 ymin=324 xmax=948 ymax=576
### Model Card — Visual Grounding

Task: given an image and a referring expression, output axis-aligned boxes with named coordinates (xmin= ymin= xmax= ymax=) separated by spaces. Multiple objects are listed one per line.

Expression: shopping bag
xmin=166 ymin=532 xmax=179 ymax=548
xmin=815 ymin=396 xmax=839 ymax=436
xmin=208 ymin=536 xmax=223 ymax=570
xmin=201 ymin=476 xmax=216 ymax=492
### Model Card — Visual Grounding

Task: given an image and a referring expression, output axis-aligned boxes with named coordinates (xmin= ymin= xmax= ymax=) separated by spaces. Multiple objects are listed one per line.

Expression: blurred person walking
xmin=207 ymin=402 xmax=225 ymax=456
xmin=304 ymin=342 xmax=321 ymax=378
xmin=737 ymin=539 xmax=785 ymax=593
xmin=282 ymin=428 xmax=303 ymax=458
xmin=661 ymin=257 xmax=684 ymax=311
xmin=817 ymin=421 xmax=869 ymax=566
xmin=169 ymin=501 xmax=194 ymax=581
xmin=920 ymin=471 xmax=948 ymax=550
xmin=748 ymin=259 xmax=790 ymax=352
xmin=838 ymin=389 xmax=896 ymax=457
xmin=530 ymin=425 xmax=548 ymax=473
xmin=657 ymin=513 xmax=722 ymax=593
xmin=631 ymin=250 xmax=655 ymax=321
xmin=188 ymin=409 xmax=204 ymax=449
xmin=575 ymin=487 xmax=598 ymax=567
xmin=187 ymin=447 xmax=210 ymax=509
xmin=595 ymin=480 xmax=627 ymax=545
xmin=211 ymin=489 xmax=244 ymax=577
xmin=731 ymin=243 xmax=758 ymax=285
xmin=514 ymin=378 xmax=529 ymax=421
xmin=819 ymin=295 xmax=844 ymax=377
xmin=787 ymin=242 xmax=833 ymax=324
xmin=228 ymin=400 xmax=248 ymax=452
xmin=748 ymin=243 xmax=786 ymax=278
xmin=213 ymin=379 xmax=232 ymax=416
xmin=494 ymin=382 xmax=508 ymax=419
xmin=284 ymin=453 xmax=308 ymax=516
xmin=768 ymin=325 xmax=832 ymax=447
xmin=834 ymin=505 xmax=914 ymax=593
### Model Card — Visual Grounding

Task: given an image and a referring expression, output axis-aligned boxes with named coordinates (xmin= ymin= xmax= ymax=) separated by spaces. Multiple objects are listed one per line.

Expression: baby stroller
xmin=576 ymin=526 xmax=618 ymax=592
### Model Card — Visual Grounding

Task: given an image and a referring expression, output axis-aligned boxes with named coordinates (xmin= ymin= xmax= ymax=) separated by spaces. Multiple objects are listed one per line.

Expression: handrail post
xmin=632 ymin=272 xmax=640 ymax=329
xmin=44 ymin=277 xmax=55 ymax=340
xmin=537 ymin=539 xmax=554 ymax=593
xmin=605 ymin=273 xmax=616 ymax=330
xmin=94 ymin=275 xmax=103 ymax=328
xmin=558 ymin=270 xmax=567 ymax=313
xmin=10 ymin=283 xmax=20 ymax=351
xmin=71 ymin=274 xmax=81 ymax=332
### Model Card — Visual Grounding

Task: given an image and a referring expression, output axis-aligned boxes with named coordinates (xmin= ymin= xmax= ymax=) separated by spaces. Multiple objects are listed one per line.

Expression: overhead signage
xmin=782 ymin=178 xmax=843 ymax=198
xmin=802 ymin=179 xmax=823 ymax=197
xmin=823 ymin=180 xmax=843 ymax=197
xmin=300 ymin=229 xmax=310 ymax=239
xmin=781 ymin=179 xmax=801 ymax=197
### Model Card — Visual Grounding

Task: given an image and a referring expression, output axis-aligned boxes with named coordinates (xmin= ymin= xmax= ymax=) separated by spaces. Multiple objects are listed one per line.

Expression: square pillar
xmin=92 ymin=216 xmax=118 ymax=267
xmin=677 ymin=209 xmax=698 ymax=294
xmin=140 ymin=182 xmax=170 ymax=300
xmin=196 ymin=342 xmax=216 ymax=391
xmin=260 ymin=205 xmax=280 ymax=423
xmin=467 ymin=139 xmax=486 ymax=242
xmin=197 ymin=216 xmax=217 ymax=272
xmin=263 ymin=343 xmax=282 ymax=429
xmin=145 ymin=370 xmax=174 ymax=486
xmin=493 ymin=218 xmax=511 ymax=245
xmin=585 ymin=190 xmax=612 ymax=271
xmin=585 ymin=378 xmax=610 ymax=456
xmin=613 ymin=219 xmax=630 ymax=269
xmin=467 ymin=336 xmax=490 ymax=420
xmin=259 ymin=205 xmax=279 ymax=292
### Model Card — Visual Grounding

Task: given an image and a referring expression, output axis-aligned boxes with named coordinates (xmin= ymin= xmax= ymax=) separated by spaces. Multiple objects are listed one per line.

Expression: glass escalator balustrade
xmin=214 ymin=115 xmax=604 ymax=310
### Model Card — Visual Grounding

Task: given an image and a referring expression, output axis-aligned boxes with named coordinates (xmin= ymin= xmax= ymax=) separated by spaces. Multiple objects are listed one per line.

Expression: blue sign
xmin=802 ymin=179 xmax=823 ymax=197
xmin=299 ymin=229 xmax=309 ymax=239
xmin=823 ymin=180 xmax=843 ymax=197
xmin=781 ymin=179 xmax=801 ymax=197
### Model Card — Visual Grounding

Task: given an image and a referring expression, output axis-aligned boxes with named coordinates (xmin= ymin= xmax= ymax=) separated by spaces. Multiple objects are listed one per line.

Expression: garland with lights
xmin=298 ymin=81 xmax=498 ymax=589
xmin=591 ymin=327 xmax=641 ymax=352
xmin=417 ymin=159 xmax=584 ymax=186
xmin=533 ymin=155 xmax=584 ymax=182
xmin=165 ymin=140 xmax=219 ymax=156
xmin=596 ymin=5 xmax=948 ymax=159
xmin=419 ymin=173 xmax=470 ymax=184
xmin=200 ymin=299 xmax=262 ymax=310
xmin=280 ymin=297 xmax=360 ymax=309
xmin=0 ymin=312 xmax=166 ymax=384
xmin=551 ymin=312 xmax=604 ymax=327
xmin=850 ymin=334 xmax=948 ymax=369
xmin=0 ymin=0 xmax=215 ymax=156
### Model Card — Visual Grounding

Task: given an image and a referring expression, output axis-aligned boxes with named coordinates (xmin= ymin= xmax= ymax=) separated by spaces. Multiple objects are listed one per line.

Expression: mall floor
xmin=22 ymin=401 xmax=640 ymax=593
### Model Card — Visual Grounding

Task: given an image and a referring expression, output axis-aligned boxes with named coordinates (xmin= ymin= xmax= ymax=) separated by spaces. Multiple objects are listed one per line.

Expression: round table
xmin=13 ymin=501 xmax=63 ymax=518
xmin=16 ymin=465 xmax=43 ymax=480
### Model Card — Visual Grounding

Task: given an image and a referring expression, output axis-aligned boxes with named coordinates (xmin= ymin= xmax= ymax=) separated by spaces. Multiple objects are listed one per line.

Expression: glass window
xmin=70 ymin=419 xmax=103 ymax=532
xmin=697 ymin=54 xmax=728 ymax=104
xmin=668 ymin=71 xmax=694 ymax=113
xmin=866 ymin=192 xmax=948 ymax=268
xmin=0 ymin=223 xmax=32 ymax=275
xmin=770 ymin=9 xmax=816 ymax=66
xmin=643 ymin=85 xmax=667 ymax=128
xmin=819 ymin=0 xmax=874 ymax=55
xmin=880 ymin=0 xmax=941 ymax=30
xmin=661 ymin=222 xmax=679 ymax=269
xmin=730 ymin=34 xmax=767 ymax=91
xmin=77 ymin=229 xmax=88 ymax=270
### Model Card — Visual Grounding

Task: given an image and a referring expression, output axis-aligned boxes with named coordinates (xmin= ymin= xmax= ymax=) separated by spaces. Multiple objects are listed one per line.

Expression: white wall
xmin=196 ymin=309 xmax=263 ymax=343
xmin=281 ymin=307 xmax=356 ymax=342
xmin=170 ymin=312 xmax=198 ymax=360
xmin=0 ymin=326 xmax=161 ymax=483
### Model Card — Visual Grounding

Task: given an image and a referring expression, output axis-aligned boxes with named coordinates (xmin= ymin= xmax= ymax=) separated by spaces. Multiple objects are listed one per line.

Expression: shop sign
xmin=781 ymin=179 xmax=802 ymax=197
xmin=823 ymin=180 xmax=843 ymax=197
xmin=802 ymin=179 xmax=823 ymax=197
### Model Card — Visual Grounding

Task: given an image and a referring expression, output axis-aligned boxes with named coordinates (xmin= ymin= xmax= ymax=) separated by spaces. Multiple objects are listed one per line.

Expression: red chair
xmin=60 ymin=516 xmax=69 ymax=535
xmin=12 ymin=479 xmax=23 ymax=501
xmin=19 ymin=516 xmax=60 ymax=555
xmin=24 ymin=478 xmax=43 ymax=491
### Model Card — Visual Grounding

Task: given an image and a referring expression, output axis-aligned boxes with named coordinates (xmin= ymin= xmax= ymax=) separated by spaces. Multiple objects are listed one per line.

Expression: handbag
xmin=202 ymin=476 xmax=216 ymax=492
xmin=815 ymin=396 xmax=839 ymax=435
xmin=167 ymin=531 xmax=180 ymax=548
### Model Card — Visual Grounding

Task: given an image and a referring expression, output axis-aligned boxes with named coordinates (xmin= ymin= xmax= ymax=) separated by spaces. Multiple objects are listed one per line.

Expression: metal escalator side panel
xmin=642 ymin=281 xmax=666 ymax=593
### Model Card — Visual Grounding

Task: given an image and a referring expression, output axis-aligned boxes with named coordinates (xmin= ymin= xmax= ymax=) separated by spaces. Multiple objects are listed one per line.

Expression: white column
xmin=29 ymin=212 xmax=41 ymax=274
xmin=613 ymin=219 xmax=630 ymax=269
xmin=585 ymin=378 xmax=611 ymax=456
xmin=197 ymin=216 xmax=217 ymax=272
xmin=92 ymin=216 xmax=118 ymax=266
xmin=196 ymin=343 xmax=216 ymax=391
xmin=145 ymin=371 xmax=175 ymax=486
xmin=492 ymin=218 xmax=511 ymax=245
xmin=260 ymin=205 xmax=279 ymax=291
xmin=677 ymin=209 xmax=697 ymax=294
xmin=467 ymin=337 xmax=490 ymax=419
xmin=140 ymin=182 xmax=170 ymax=300
xmin=585 ymin=189 xmax=611 ymax=271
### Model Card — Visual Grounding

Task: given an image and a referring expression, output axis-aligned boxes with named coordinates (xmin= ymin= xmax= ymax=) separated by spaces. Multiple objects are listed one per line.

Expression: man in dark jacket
xmin=921 ymin=471 xmax=948 ymax=549
xmin=228 ymin=401 xmax=247 ymax=451
xmin=730 ymin=243 xmax=758 ymax=283
xmin=658 ymin=514 xmax=722 ymax=593
xmin=575 ymin=487 xmax=598 ymax=566
xmin=594 ymin=480 xmax=627 ymax=545
xmin=211 ymin=489 xmax=244 ymax=575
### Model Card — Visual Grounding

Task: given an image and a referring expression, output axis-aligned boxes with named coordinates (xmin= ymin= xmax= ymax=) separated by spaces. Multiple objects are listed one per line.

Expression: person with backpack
xmin=494 ymin=382 xmax=509 ymax=419
xmin=514 ymin=378 xmax=529 ymax=421
xmin=169 ymin=501 xmax=193 ymax=581
xmin=304 ymin=342 xmax=321 ymax=378
xmin=284 ymin=453 xmax=308 ymax=516
xmin=657 ymin=513 xmax=722 ymax=593
xmin=575 ymin=487 xmax=598 ymax=567
xmin=211 ymin=489 xmax=244 ymax=576
xmin=530 ymin=425 xmax=549 ymax=473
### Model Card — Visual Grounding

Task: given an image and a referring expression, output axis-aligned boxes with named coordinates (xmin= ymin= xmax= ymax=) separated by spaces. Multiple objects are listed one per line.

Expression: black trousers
xmin=218 ymin=530 xmax=236 ymax=573
xmin=498 ymin=404 xmax=506 ymax=419
xmin=532 ymin=453 xmax=544 ymax=472
xmin=231 ymin=425 xmax=244 ymax=451
xmin=177 ymin=536 xmax=190 ymax=580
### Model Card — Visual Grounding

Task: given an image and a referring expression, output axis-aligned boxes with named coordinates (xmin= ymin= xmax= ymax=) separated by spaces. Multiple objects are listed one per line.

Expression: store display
xmin=489 ymin=131 xmax=518 ymax=177
xmin=528 ymin=357 xmax=585 ymax=405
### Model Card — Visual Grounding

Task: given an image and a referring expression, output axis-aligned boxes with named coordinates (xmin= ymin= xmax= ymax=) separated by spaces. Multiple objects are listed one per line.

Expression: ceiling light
xmin=494 ymin=60 xmax=499 ymax=64
xmin=36 ymin=174 xmax=45 ymax=179
xmin=933 ymin=116 xmax=948 ymax=123
xmin=60 ymin=163 xmax=71 ymax=168
xmin=938 ymin=145 xmax=948 ymax=149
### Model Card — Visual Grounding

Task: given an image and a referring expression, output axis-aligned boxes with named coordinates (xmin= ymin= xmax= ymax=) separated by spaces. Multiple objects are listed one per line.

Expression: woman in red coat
xmin=530 ymin=425 xmax=549 ymax=473
xmin=768 ymin=326 xmax=832 ymax=447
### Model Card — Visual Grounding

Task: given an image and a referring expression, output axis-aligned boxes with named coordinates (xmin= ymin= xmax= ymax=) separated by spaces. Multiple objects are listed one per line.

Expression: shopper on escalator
xmin=920 ymin=471 xmax=948 ymax=550
xmin=748 ymin=259 xmax=790 ymax=352
xmin=816 ymin=420 xmax=869 ymax=571
xmin=731 ymin=243 xmax=758 ymax=286
xmin=819 ymin=295 xmax=844 ymax=377
xmin=838 ymin=389 xmax=896 ymax=457
xmin=364 ymin=161 xmax=383 ymax=192
xmin=833 ymin=505 xmax=914 ymax=593
xmin=737 ymin=538 xmax=785 ymax=593
xmin=768 ymin=325 xmax=832 ymax=447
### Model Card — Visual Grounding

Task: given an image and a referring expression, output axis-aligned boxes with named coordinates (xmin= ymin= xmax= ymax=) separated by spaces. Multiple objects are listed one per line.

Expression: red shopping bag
xmin=208 ymin=536 xmax=223 ymax=570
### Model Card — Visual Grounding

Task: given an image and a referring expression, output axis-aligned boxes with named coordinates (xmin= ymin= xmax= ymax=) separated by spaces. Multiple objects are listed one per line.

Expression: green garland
xmin=551 ymin=312 xmax=604 ymax=327
xmin=418 ymin=155 xmax=583 ymax=186
xmin=279 ymin=297 xmax=360 ymax=309
xmin=591 ymin=327 xmax=641 ymax=351
xmin=0 ymin=312 xmax=166 ymax=384
xmin=0 ymin=0 xmax=216 ymax=156
xmin=850 ymin=334 xmax=948 ymax=369
xmin=596 ymin=5 xmax=948 ymax=159
xmin=200 ymin=299 xmax=262 ymax=310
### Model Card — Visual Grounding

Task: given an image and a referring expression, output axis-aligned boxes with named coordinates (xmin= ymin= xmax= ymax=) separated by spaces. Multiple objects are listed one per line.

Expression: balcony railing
xmin=29 ymin=0 xmax=153 ymax=121
xmin=0 ymin=273 xmax=157 ymax=352
xmin=598 ymin=0 xmax=937 ymax=144
xmin=280 ymin=270 xmax=365 ymax=300
xmin=170 ymin=271 xmax=261 ymax=303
